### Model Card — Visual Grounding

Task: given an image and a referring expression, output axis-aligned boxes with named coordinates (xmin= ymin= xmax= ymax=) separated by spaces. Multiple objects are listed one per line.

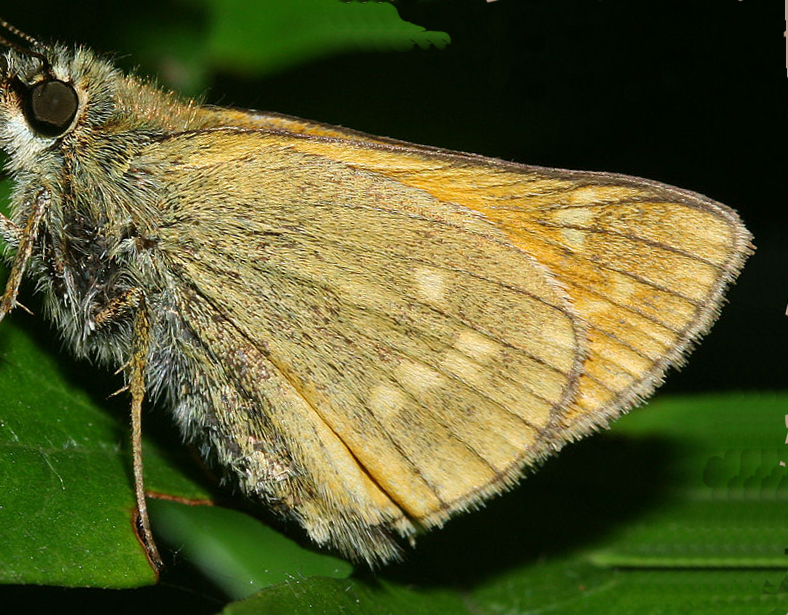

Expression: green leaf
xmin=220 ymin=568 xmax=788 ymax=615
xmin=587 ymin=394 xmax=788 ymax=568
xmin=470 ymin=565 xmax=788 ymax=615
xmin=223 ymin=576 xmax=469 ymax=615
xmin=0 ymin=295 xmax=213 ymax=587
xmin=0 ymin=320 xmax=157 ymax=587
xmin=148 ymin=499 xmax=353 ymax=598
xmin=200 ymin=0 xmax=449 ymax=75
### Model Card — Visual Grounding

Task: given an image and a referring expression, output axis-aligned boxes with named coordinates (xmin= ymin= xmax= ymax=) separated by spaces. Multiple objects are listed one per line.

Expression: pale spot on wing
xmin=551 ymin=206 xmax=596 ymax=227
xmin=395 ymin=360 xmax=446 ymax=396
xmin=441 ymin=349 xmax=482 ymax=387
xmin=611 ymin=275 xmax=638 ymax=303
xmin=455 ymin=330 xmax=500 ymax=364
xmin=368 ymin=382 xmax=408 ymax=421
xmin=429 ymin=441 xmax=500 ymax=503
xmin=561 ymin=228 xmax=586 ymax=250
xmin=413 ymin=266 xmax=446 ymax=304
xmin=587 ymin=333 xmax=652 ymax=379
xmin=582 ymin=295 xmax=616 ymax=318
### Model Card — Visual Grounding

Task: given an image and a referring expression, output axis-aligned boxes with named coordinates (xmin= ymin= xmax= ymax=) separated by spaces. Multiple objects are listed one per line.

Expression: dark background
xmin=0 ymin=0 xmax=784 ymax=612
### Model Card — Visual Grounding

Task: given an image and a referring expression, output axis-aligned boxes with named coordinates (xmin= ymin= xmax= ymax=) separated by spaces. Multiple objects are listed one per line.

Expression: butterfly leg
xmin=95 ymin=289 xmax=163 ymax=571
xmin=129 ymin=303 xmax=163 ymax=571
xmin=0 ymin=189 xmax=47 ymax=321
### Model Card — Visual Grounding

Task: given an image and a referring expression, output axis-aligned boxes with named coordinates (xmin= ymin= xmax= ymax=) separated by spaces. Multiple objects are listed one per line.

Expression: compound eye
xmin=24 ymin=78 xmax=78 ymax=137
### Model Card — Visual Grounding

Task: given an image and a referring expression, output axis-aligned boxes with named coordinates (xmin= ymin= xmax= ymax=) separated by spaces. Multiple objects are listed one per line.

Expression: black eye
xmin=24 ymin=79 xmax=79 ymax=137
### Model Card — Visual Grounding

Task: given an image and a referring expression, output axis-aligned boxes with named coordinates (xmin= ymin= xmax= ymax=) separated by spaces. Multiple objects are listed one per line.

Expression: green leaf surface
xmin=471 ymin=565 xmax=788 ymax=615
xmin=222 ymin=568 xmax=788 ymax=615
xmin=586 ymin=394 xmax=788 ymax=568
xmin=0 ymin=317 xmax=212 ymax=588
xmin=0 ymin=320 xmax=154 ymax=587
xmin=223 ymin=576 xmax=469 ymax=615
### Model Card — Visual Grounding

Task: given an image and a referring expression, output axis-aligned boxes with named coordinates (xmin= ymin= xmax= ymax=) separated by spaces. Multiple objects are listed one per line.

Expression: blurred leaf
xmin=221 ymin=567 xmax=788 ymax=615
xmin=103 ymin=1 xmax=450 ymax=97
xmin=587 ymin=394 xmax=788 ymax=568
xmin=149 ymin=500 xmax=352 ymax=599
xmin=124 ymin=0 xmax=449 ymax=92
xmin=199 ymin=0 xmax=448 ymax=74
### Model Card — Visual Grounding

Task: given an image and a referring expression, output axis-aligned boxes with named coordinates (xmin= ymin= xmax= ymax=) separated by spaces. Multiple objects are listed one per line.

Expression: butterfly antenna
xmin=0 ymin=17 xmax=50 ymax=73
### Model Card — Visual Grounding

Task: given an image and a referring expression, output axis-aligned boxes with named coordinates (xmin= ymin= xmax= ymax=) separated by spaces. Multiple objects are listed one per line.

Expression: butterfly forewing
xmin=141 ymin=124 xmax=751 ymax=561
